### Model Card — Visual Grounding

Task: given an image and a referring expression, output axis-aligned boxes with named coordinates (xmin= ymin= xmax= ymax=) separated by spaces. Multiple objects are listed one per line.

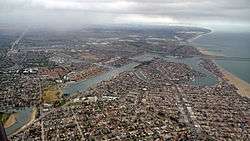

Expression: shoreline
xmin=219 ymin=66 xmax=250 ymax=98
xmin=192 ymin=32 xmax=250 ymax=98
xmin=4 ymin=113 xmax=17 ymax=128
xmin=197 ymin=47 xmax=218 ymax=56
xmin=187 ymin=29 xmax=214 ymax=43
xmin=9 ymin=107 xmax=37 ymax=137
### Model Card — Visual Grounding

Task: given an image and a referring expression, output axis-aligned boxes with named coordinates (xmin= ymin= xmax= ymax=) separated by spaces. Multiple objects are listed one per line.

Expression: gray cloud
xmin=0 ymin=0 xmax=250 ymax=30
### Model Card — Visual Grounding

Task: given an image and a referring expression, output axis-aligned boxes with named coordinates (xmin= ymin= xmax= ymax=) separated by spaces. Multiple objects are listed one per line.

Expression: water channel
xmin=63 ymin=53 xmax=219 ymax=96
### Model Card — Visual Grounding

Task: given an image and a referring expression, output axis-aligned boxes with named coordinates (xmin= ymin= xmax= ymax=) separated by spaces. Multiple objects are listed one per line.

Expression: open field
xmin=42 ymin=86 xmax=62 ymax=104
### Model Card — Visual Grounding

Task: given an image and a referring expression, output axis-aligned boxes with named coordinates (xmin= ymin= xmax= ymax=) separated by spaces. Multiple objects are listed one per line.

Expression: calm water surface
xmin=5 ymin=107 xmax=32 ymax=135
xmin=193 ymin=31 xmax=250 ymax=83
xmin=64 ymin=54 xmax=219 ymax=96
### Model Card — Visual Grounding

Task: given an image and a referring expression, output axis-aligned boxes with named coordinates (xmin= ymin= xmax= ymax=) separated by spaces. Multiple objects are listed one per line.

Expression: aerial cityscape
xmin=0 ymin=0 xmax=250 ymax=141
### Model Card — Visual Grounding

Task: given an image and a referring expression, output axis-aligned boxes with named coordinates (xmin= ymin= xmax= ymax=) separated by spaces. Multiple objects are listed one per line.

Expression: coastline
xmin=192 ymin=31 xmax=250 ymax=98
xmin=197 ymin=47 xmax=218 ymax=56
xmin=219 ymin=66 xmax=250 ymax=98
xmin=187 ymin=29 xmax=214 ymax=43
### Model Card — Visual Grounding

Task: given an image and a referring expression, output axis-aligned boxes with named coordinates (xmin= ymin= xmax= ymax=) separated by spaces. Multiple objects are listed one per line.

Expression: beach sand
xmin=9 ymin=107 xmax=37 ymax=137
xmin=197 ymin=47 xmax=217 ymax=56
xmin=4 ymin=113 xmax=17 ymax=128
xmin=197 ymin=47 xmax=224 ymax=57
xmin=197 ymin=47 xmax=250 ymax=98
xmin=220 ymin=68 xmax=250 ymax=98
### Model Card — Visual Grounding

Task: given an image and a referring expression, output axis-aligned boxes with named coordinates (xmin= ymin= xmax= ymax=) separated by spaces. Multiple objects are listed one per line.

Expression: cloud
xmin=114 ymin=14 xmax=177 ymax=25
xmin=0 ymin=0 xmax=137 ymax=11
xmin=0 ymin=0 xmax=250 ymax=29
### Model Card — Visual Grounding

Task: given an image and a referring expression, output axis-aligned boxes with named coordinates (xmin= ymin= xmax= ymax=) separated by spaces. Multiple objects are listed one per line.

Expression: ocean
xmin=193 ymin=31 xmax=250 ymax=83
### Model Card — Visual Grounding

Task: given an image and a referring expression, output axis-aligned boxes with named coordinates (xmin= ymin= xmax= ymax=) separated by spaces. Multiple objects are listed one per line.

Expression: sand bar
xmin=4 ymin=113 xmax=17 ymax=128
xmin=9 ymin=107 xmax=37 ymax=137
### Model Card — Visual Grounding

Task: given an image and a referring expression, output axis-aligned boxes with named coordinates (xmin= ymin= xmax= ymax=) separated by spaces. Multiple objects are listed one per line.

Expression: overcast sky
xmin=1 ymin=0 xmax=250 ymax=31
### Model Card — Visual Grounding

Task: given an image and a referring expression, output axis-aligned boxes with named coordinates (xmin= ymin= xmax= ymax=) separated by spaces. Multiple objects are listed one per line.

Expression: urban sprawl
xmin=0 ymin=26 xmax=249 ymax=140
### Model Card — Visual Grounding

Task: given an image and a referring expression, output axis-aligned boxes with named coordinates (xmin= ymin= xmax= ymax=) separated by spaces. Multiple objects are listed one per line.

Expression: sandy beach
xmin=220 ymin=67 xmax=250 ymax=98
xmin=197 ymin=47 xmax=217 ymax=56
xmin=4 ymin=113 xmax=17 ymax=128
xmin=196 ymin=47 xmax=250 ymax=98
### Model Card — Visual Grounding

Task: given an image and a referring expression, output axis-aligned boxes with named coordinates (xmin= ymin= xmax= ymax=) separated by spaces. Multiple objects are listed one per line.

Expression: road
xmin=71 ymin=109 xmax=85 ymax=140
